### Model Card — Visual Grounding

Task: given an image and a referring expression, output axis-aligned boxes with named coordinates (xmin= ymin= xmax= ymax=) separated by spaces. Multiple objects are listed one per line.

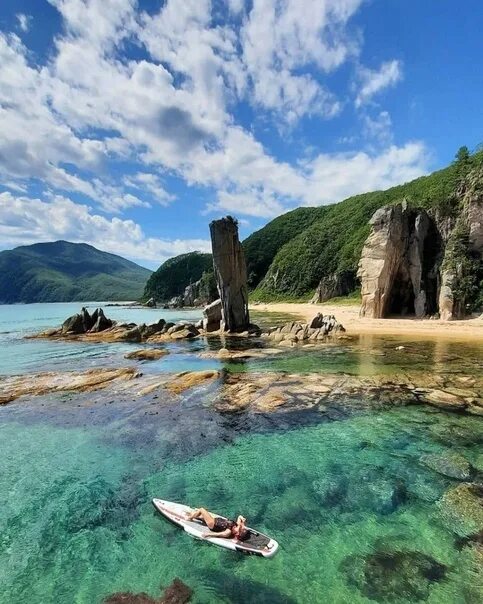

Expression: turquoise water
xmin=0 ymin=302 xmax=203 ymax=375
xmin=1 ymin=304 xmax=482 ymax=603
xmin=1 ymin=394 xmax=482 ymax=603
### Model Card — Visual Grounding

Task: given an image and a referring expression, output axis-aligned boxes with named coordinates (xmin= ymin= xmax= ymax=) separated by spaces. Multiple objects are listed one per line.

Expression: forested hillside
xmin=143 ymin=252 xmax=213 ymax=302
xmin=0 ymin=241 xmax=151 ymax=303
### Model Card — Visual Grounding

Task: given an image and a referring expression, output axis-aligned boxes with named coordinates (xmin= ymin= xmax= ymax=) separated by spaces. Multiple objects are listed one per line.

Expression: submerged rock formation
xmin=210 ymin=216 xmax=250 ymax=332
xmin=104 ymin=578 xmax=193 ymax=604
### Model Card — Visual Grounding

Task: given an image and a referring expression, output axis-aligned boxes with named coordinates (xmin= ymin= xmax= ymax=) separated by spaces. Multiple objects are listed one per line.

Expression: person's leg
xmin=187 ymin=507 xmax=215 ymax=528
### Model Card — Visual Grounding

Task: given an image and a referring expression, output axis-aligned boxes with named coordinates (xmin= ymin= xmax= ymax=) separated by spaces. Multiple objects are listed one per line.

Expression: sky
xmin=0 ymin=0 xmax=482 ymax=269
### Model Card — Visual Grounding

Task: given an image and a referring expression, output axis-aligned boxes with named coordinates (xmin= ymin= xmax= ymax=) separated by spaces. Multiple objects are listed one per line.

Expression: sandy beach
xmin=251 ymin=302 xmax=483 ymax=342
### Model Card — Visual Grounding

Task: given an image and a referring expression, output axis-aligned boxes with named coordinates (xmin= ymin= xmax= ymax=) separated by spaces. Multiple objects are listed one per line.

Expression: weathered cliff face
xmin=209 ymin=217 xmax=250 ymax=332
xmin=311 ymin=272 xmax=356 ymax=303
xmin=358 ymin=202 xmax=443 ymax=318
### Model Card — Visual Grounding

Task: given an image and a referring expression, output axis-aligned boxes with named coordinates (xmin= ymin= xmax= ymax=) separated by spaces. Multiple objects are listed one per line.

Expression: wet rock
xmin=266 ymin=315 xmax=345 ymax=344
xmin=340 ymin=549 xmax=447 ymax=602
xmin=421 ymin=389 xmax=468 ymax=410
xmin=438 ymin=483 xmax=483 ymax=537
xmin=90 ymin=308 xmax=112 ymax=333
xmin=0 ymin=367 xmax=140 ymax=404
xmin=144 ymin=297 xmax=156 ymax=308
xmin=421 ymin=452 xmax=472 ymax=480
xmin=166 ymin=370 xmax=220 ymax=395
xmin=142 ymin=320 xmax=166 ymax=338
xmin=61 ymin=307 xmax=94 ymax=334
xmin=202 ymin=299 xmax=222 ymax=331
xmin=125 ymin=349 xmax=169 ymax=361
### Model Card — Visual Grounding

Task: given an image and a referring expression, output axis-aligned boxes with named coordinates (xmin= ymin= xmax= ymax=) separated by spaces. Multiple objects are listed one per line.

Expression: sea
xmin=0 ymin=302 xmax=482 ymax=603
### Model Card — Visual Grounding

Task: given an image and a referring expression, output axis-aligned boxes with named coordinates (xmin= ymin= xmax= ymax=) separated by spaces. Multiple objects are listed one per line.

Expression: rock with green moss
xmin=437 ymin=483 xmax=483 ymax=537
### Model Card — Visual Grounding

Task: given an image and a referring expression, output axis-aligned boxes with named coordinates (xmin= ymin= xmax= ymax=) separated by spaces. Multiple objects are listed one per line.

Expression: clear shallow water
xmin=0 ymin=302 xmax=203 ymax=375
xmin=1 ymin=395 xmax=482 ymax=603
xmin=1 ymin=303 xmax=483 ymax=603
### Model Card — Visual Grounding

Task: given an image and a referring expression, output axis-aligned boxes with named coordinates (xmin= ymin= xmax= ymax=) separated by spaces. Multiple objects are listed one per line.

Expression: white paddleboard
xmin=152 ymin=499 xmax=279 ymax=558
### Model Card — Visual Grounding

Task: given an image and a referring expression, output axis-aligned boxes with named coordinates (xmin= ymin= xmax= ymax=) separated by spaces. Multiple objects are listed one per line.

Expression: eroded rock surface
xmin=265 ymin=314 xmax=345 ymax=344
xmin=210 ymin=217 xmax=250 ymax=332
xmin=0 ymin=367 xmax=140 ymax=404
xmin=358 ymin=203 xmax=442 ymax=319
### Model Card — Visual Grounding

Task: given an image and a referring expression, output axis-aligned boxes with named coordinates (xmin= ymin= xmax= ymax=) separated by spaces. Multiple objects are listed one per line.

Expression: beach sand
xmin=250 ymin=302 xmax=483 ymax=342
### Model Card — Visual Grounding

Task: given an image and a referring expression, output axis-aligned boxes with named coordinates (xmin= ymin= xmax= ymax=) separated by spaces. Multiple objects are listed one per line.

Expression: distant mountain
xmin=0 ymin=241 xmax=152 ymax=303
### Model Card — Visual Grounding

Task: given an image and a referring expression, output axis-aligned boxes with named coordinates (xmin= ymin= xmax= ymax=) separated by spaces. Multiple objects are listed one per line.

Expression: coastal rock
xmin=125 ymin=349 xmax=169 ymax=361
xmin=438 ymin=483 xmax=483 ymax=537
xmin=358 ymin=203 xmax=442 ymax=319
xmin=266 ymin=315 xmax=345 ymax=344
xmin=166 ymin=370 xmax=220 ymax=395
xmin=144 ymin=297 xmax=157 ymax=308
xmin=210 ymin=217 xmax=250 ymax=332
xmin=0 ymin=367 xmax=140 ymax=404
xmin=421 ymin=452 xmax=472 ymax=480
xmin=89 ymin=308 xmax=112 ymax=333
xmin=62 ymin=307 xmax=94 ymax=334
xmin=310 ymin=272 xmax=356 ymax=303
xmin=202 ymin=299 xmax=222 ymax=332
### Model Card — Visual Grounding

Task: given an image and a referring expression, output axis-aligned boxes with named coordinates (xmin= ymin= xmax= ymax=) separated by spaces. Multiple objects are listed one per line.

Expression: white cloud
xmin=207 ymin=188 xmax=285 ymax=218
xmin=0 ymin=191 xmax=210 ymax=265
xmin=0 ymin=1 xmax=428 ymax=237
xmin=361 ymin=110 xmax=393 ymax=146
xmin=355 ymin=60 xmax=403 ymax=107
xmin=240 ymin=0 xmax=362 ymax=121
xmin=16 ymin=14 xmax=32 ymax=33
xmin=302 ymin=142 xmax=428 ymax=204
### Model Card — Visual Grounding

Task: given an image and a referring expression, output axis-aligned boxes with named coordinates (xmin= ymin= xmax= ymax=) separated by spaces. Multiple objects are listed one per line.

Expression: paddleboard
xmin=152 ymin=499 xmax=279 ymax=558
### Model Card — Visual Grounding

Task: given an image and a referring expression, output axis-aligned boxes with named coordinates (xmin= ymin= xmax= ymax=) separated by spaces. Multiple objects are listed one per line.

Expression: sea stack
xmin=209 ymin=216 xmax=250 ymax=332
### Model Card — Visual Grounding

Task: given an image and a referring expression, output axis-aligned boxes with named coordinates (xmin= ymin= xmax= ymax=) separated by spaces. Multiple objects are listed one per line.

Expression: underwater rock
xmin=340 ymin=548 xmax=447 ymax=602
xmin=438 ymin=483 xmax=483 ymax=537
xmin=165 ymin=370 xmax=220 ymax=395
xmin=0 ymin=367 xmax=140 ymax=404
xmin=421 ymin=452 xmax=473 ymax=480
xmin=103 ymin=578 xmax=192 ymax=604
xmin=124 ymin=349 xmax=169 ymax=361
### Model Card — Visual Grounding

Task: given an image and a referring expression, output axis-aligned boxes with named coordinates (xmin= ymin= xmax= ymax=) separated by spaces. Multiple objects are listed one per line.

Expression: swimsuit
xmin=213 ymin=517 xmax=235 ymax=532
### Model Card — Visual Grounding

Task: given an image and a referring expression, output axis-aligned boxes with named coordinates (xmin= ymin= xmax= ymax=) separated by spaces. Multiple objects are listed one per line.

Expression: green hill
xmin=143 ymin=251 xmax=213 ymax=302
xmin=0 ymin=241 xmax=152 ymax=303
xmin=252 ymin=148 xmax=483 ymax=300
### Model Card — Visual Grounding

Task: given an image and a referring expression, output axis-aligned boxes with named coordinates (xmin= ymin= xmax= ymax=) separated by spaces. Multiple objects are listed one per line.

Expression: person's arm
xmin=202 ymin=529 xmax=232 ymax=539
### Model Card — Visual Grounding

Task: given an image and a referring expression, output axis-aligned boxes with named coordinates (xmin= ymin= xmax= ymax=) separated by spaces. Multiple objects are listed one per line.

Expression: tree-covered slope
xmin=143 ymin=251 xmax=213 ymax=301
xmin=254 ymin=150 xmax=482 ymax=299
xmin=0 ymin=241 xmax=151 ymax=303
xmin=243 ymin=206 xmax=327 ymax=287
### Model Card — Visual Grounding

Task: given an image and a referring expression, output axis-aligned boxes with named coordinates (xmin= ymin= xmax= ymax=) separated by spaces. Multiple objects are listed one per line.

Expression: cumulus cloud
xmin=240 ymin=0 xmax=362 ymax=121
xmin=355 ymin=60 xmax=403 ymax=107
xmin=0 ymin=0 xmax=424 ymax=251
xmin=0 ymin=191 xmax=210 ymax=265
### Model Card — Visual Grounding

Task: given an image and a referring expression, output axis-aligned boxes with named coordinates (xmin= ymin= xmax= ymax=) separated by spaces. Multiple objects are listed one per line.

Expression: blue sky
xmin=0 ymin=0 xmax=481 ymax=269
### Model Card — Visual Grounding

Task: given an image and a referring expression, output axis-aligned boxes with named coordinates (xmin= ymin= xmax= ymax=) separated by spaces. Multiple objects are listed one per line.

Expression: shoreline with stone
xmin=252 ymin=302 xmax=483 ymax=341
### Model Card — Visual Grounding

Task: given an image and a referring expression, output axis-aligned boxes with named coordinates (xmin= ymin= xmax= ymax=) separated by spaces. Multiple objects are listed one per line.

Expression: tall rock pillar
xmin=209 ymin=216 xmax=250 ymax=332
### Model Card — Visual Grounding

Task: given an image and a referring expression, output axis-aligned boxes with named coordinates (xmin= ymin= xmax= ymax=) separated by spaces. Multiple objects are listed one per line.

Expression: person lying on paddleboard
xmin=186 ymin=508 xmax=249 ymax=541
